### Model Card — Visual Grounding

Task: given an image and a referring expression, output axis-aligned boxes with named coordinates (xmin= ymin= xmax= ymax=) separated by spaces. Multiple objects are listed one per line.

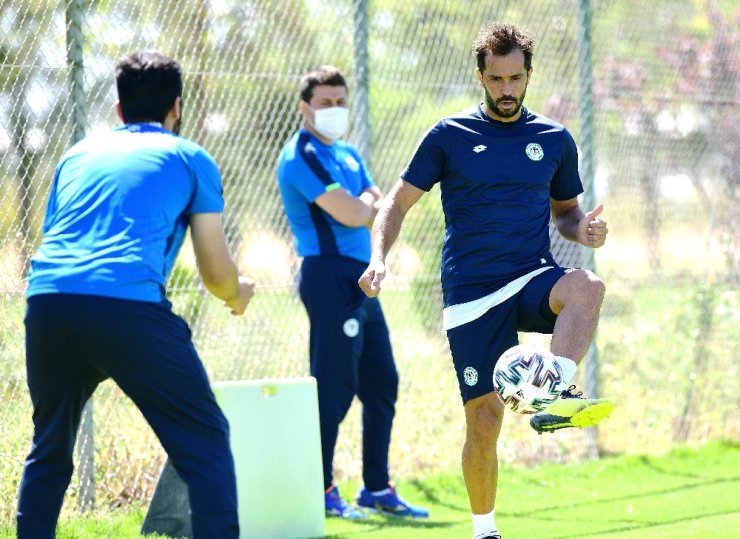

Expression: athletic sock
xmin=555 ymin=355 xmax=577 ymax=386
xmin=370 ymin=487 xmax=391 ymax=496
xmin=472 ymin=510 xmax=497 ymax=538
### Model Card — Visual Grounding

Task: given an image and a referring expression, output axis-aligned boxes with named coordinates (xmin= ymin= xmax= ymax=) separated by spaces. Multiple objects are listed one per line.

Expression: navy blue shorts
xmin=446 ymin=266 xmax=568 ymax=403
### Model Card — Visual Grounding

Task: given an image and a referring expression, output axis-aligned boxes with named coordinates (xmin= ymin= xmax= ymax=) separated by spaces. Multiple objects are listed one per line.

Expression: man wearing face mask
xmin=276 ymin=65 xmax=428 ymax=520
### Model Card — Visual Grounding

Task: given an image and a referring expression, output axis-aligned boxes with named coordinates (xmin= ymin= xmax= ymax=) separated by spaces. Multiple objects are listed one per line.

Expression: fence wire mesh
xmin=0 ymin=0 xmax=737 ymax=522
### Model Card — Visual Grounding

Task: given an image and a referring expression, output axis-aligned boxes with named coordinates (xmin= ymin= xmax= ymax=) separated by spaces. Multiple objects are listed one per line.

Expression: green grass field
xmin=2 ymin=440 xmax=736 ymax=538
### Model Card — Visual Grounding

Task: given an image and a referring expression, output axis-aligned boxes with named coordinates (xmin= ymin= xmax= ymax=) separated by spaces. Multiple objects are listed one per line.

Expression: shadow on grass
xmin=507 ymin=468 xmax=739 ymax=517
xmin=323 ymin=512 xmax=458 ymax=538
xmin=506 ymin=456 xmax=740 ymax=539
xmin=545 ymin=508 xmax=740 ymax=539
xmin=407 ymin=477 xmax=469 ymax=513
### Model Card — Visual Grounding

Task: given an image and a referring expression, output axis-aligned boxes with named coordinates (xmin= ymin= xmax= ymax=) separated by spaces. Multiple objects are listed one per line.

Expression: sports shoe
xmin=325 ymin=485 xmax=367 ymax=519
xmin=530 ymin=385 xmax=615 ymax=434
xmin=356 ymin=483 xmax=429 ymax=518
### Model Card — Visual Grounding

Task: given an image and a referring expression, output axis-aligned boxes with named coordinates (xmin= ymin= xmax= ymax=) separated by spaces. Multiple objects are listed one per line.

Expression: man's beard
xmin=484 ymin=85 xmax=527 ymax=119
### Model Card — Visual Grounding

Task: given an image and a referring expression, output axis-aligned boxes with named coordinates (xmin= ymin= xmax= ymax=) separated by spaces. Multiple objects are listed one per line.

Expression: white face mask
xmin=311 ymin=106 xmax=349 ymax=141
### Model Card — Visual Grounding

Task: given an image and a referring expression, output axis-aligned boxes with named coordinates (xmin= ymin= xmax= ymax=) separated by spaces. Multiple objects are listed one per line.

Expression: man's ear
xmin=164 ymin=96 xmax=181 ymax=123
xmin=475 ymin=68 xmax=483 ymax=86
xmin=162 ymin=96 xmax=182 ymax=133
xmin=114 ymin=100 xmax=124 ymax=123
xmin=299 ymin=99 xmax=312 ymax=122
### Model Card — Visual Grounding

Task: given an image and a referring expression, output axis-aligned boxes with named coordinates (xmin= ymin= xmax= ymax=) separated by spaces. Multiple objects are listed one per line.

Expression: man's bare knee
xmin=464 ymin=394 xmax=504 ymax=445
xmin=552 ymin=269 xmax=605 ymax=312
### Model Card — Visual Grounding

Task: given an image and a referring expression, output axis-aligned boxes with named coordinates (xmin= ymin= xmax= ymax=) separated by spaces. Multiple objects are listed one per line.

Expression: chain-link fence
xmin=1 ymin=0 xmax=737 ymax=523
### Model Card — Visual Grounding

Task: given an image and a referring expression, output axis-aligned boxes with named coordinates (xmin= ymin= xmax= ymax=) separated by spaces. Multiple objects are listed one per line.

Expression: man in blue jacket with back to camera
xmin=276 ymin=65 xmax=428 ymax=520
xmin=17 ymin=50 xmax=255 ymax=539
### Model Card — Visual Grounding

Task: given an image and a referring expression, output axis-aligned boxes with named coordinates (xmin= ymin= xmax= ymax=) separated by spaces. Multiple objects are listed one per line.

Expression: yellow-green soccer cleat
xmin=529 ymin=385 xmax=615 ymax=434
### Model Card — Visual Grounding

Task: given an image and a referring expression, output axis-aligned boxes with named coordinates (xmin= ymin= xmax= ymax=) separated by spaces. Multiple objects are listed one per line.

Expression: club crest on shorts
xmin=343 ymin=318 xmax=359 ymax=337
xmin=525 ymin=142 xmax=544 ymax=161
xmin=463 ymin=366 xmax=479 ymax=386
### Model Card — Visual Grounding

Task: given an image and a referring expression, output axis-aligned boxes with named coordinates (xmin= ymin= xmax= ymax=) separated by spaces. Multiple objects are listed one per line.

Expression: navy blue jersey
xmin=402 ymin=105 xmax=583 ymax=307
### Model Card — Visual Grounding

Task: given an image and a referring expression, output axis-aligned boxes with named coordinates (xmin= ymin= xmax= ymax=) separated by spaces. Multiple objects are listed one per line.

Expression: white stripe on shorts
xmin=442 ymin=267 xmax=553 ymax=331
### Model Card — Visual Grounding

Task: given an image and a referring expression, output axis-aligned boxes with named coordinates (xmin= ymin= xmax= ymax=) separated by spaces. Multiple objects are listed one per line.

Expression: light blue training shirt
xmin=27 ymin=123 xmax=224 ymax=302
xmin=276 ymin=128 xmax=375 ymax=263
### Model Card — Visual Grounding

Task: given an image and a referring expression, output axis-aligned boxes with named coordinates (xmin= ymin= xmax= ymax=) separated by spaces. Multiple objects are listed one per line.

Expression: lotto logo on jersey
xmin=525 ymin=142 xmax=544 ymax=161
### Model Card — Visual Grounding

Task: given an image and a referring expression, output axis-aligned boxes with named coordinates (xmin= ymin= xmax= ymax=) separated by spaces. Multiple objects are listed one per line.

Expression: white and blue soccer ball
xmin=493 ymin=344 xmax=567 ymax=414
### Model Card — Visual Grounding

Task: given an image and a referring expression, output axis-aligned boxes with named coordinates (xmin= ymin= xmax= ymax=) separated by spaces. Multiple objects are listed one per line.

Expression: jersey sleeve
xmin=400 ymin=121 xmax=447 ymax=192
xmin=550 ymin=129 xmax=584 ymax=201
xmin=187 ymin=147 xmax=225 ymax=214
xmin=280 ymin=144 xmax=341 ymax=203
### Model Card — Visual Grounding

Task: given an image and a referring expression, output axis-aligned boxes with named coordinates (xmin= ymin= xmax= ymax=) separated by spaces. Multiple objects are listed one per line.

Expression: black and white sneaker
xmin=530 ymin=385 xmax=614 ymax=434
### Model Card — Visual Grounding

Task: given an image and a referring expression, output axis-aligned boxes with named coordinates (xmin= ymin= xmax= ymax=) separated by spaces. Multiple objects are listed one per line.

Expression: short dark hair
xmin=115 ymin=51 xmax=183 ymax=124
xmin=472 ymin=22 xmax=535 ymax=72
xmin=299 ymin=65 xmax=347 ymax=103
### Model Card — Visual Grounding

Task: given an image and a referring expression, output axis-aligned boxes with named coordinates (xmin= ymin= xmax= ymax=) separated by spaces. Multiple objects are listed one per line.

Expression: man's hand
xmin=363 ymin=199 xmax=383 ymax=229
xmin=225 ymin=275 xmax=256 ymax=315
xmin=578 ymin=203 xmax=608 ymax=248
xmin=358 ymin=260 xmax=386 ymax=298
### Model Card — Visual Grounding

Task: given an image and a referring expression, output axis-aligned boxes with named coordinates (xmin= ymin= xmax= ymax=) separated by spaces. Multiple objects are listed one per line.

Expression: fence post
xmin=576 ymin=0 xmax=601 ymax=459
xmin=65 ymin=0 xmax=94 ymax=510
xmin=352 ymin=0 xmax=371 ymax=165
xmin=66 ymin=0 xmax=86 ymax=146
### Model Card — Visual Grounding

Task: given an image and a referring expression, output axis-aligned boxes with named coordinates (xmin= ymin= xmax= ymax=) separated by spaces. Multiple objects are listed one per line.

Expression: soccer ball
xmin=493 ymin=344 xmax=567 ymax=414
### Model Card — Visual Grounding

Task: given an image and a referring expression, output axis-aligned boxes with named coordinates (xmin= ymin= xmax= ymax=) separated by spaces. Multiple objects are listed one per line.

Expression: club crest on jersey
xmin=525 ymin=142 xmax=544 ymax=161
xmin=344 ymin=155 xmax=360 ymax=172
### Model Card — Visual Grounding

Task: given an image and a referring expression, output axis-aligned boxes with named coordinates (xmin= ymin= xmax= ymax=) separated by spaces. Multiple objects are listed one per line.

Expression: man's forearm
xmin=201 ymin=261 xmax=240 ymax=301
xmin=556 ymin=206 xmax=585 ymax=243
xmin=371 ymin=201 xmax=404 ymax=262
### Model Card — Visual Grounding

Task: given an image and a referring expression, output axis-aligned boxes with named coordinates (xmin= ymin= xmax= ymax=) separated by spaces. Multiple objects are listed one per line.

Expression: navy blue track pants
xmin=299 ymin=256 xmax=398 ymax=491
xmin=18 ymin=294 xmax=238 ymax=539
